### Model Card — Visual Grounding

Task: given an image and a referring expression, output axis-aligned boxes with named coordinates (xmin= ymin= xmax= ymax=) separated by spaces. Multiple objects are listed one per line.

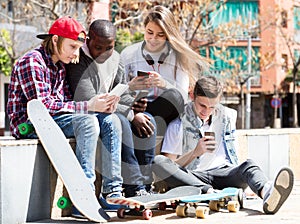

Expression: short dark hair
xmin=193 ymin=76 xmax=223 ymax=98
xmin=88 ymin=19 xmax=116 ymax=40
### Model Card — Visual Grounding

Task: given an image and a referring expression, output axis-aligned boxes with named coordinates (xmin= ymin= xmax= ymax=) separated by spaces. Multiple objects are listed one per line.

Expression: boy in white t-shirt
xmin=153 ymin=75 xmax=294 ymax=214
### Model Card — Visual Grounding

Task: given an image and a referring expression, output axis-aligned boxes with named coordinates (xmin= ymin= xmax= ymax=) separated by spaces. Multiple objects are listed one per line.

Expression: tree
xmin=0 ymin=29 xmax=11 ymax=76
xmin=0 ymin=0 xmax=89 ymax=72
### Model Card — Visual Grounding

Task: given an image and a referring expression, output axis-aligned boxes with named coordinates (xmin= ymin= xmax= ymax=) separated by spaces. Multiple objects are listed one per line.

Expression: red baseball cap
xmin=37 ymin=16 xmax=86 ymax=42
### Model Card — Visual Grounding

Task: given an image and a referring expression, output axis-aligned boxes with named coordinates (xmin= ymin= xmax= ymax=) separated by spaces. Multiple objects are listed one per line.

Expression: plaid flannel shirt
xmin=7 ymin=46 xmax=88 ymax=138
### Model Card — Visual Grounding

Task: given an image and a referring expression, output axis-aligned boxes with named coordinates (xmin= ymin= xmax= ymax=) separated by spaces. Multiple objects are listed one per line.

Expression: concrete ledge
xmin=236 ymin=128 xmax=300 ymax=180
xmin=0 ymin=138 xmax=76 ymax=224
xmin=0 ymin=139 xmax=50 ymax=224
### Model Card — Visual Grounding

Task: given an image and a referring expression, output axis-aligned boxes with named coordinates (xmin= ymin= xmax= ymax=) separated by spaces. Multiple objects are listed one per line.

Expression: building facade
xmin=198 ymin=0 xmax=300 ymax=129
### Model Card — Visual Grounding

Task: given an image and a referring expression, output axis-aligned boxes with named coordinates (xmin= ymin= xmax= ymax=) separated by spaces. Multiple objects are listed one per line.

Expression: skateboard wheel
xmin=209 ymin=200 xmax=220 ymax=211
xmin=117 ymin=208 xmax=126 ymax=218
xmin=170 ymin=202 xmax=178 ymax=209
xmin=57 ymin=196 xmax=72 ymax=209
xmin=142 ymin=209 xmax=152 ymax=220
xmin=18 ymin=123 xmax=34 ymax=135
xmin=195 ymin=206 xmax=209 ymax=219
xmin=158 ymin=202 xmax=167 ymax=210
xmin=176 ymin=205 xmax=187 ymax=217
xmin=227 ymin=201 xmax=240 ymax=212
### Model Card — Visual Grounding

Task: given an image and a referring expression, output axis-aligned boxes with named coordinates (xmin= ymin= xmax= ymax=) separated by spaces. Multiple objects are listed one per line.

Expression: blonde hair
xmin=144 ymin=5 xmax=209 ymax=84
xmin=42 ymin=35 xmax=64 ymax=55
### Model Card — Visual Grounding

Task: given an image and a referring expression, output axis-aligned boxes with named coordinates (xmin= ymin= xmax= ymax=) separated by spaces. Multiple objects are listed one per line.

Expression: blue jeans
xmin=116 ymin=113 xmax=156 ymax=197
xmin=27 ymin=114 xmax=100 ymax=189
xmin=95 ymin=113 xmax=123 ymax=194
xmin=27 ymin=113 xmax=123 ymax=194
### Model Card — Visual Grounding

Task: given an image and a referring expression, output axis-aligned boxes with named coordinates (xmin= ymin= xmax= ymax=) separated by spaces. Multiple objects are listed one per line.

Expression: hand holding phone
xmin=204 ymin=131 xmax=216 ymax=151
xmin=131 ymin=90 xmax=148 ymax=112
xmin=137 ymin=70 xmax=149 ymax=81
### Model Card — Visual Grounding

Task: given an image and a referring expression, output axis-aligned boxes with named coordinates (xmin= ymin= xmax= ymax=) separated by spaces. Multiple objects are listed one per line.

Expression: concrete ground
xmin=28 ymin=181 xmax=300 ymax=224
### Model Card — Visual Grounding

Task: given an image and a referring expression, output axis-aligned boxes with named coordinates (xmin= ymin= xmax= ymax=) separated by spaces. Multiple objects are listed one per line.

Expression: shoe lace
xmin=135 ymin=189 xmax=149 ymax=196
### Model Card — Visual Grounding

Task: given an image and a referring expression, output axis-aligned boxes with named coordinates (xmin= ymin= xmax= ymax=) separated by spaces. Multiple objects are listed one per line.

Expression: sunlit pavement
xmin=28 ymin=181 xmax=300 ymax=224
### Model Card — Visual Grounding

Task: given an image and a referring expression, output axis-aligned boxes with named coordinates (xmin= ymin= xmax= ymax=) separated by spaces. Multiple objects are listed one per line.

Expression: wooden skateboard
xmin=107 ymin=186 xmax=201 ymax=220
xmin=176 ymin=187 xmax=244 ymax=218
xmin=26 ymin=99 xmax=110 ymax=222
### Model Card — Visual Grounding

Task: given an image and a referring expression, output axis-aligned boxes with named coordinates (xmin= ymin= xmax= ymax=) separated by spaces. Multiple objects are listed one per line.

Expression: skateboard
xmin=107 ymin=186 xmax=201 ymax=220
xmin=26 ymin=99 xmax=110 ymax=222
xmin=176 ymin=187 xmax=243 ymax=218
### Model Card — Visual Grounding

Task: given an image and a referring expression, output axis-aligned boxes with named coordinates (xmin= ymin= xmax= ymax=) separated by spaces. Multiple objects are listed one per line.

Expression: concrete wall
xmin=0 ymin=139 xmax=50 ymax=224
xmin=236 ymin=128 xmax=300 ymax=180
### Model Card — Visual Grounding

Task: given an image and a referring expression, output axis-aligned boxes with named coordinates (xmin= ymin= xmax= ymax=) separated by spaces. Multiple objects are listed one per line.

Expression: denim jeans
xmin=27 ymin=114 xmax=100 ymax=190
xmin=116 ymin=112 xmax=156 ymax=197
xmin=95 ymin=113 xmax=123 ymax=194
xmin=153 ymin=155 xmax=268 ymax=196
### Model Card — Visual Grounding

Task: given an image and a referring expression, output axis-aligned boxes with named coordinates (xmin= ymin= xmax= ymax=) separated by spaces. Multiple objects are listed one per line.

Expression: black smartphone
xmin=204 ymin=131 xmax=215 ymax=151
xmin=131 ymin=90 xmax=149 ymax=106
xmin=137 ymin=70 xmax=149 ymax=79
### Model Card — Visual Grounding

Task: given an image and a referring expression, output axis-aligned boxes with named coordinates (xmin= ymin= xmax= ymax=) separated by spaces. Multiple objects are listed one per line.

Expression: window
xmin=281 ymin=10 xmax=288 ymax=28
xmin=209 ymin=46 xmax=260 ymax=71
xmin=281 ymin=54 xmax=288 ymax=72
xmin=294 ymin=50 xmax=300 ymax=64
xmin=294 ymin=7 xmax=300 ymax=30
xmin=208 ymin=1 xmax=259 ymax=38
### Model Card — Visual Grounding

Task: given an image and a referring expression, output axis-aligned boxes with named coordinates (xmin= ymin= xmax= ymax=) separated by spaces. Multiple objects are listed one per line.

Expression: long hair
xmin=42 ymin=35 xmax=64 ymax=55
xmin=144 ymin=5 xmax=209 ymax=84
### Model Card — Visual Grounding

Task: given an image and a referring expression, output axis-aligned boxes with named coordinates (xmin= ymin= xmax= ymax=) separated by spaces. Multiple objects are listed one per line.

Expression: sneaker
xmin=263 ymin=167 xmax=294 ymax=214
xmin=99 ymin=191 xmax=127 ymax=211
xmin=134 ymin=189 xmax=150 ymax=196
xmin=71 ymin=206 xmax=85 ymax=219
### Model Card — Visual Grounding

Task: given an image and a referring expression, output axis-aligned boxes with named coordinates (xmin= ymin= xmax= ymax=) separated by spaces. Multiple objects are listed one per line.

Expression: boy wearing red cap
xmin=6 ymin=16 xmax=121 ymax=218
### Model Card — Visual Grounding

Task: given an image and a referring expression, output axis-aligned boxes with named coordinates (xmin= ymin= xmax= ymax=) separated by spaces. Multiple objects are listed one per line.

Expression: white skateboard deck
xmin=27 ymin=99 xmax=109 ymax=222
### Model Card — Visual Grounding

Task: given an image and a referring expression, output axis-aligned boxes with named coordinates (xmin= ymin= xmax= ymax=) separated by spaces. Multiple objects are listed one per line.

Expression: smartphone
xmin=204 ymin=131 xmax=215 ymax=151
xmin=137 ymin=70 xmax=149 ymax=80
xmin=108 ymin=84 xmax=129 ymax=97
xmin=131 ymin=90 xmax=149 ymax=106
xmin=204 ymin=131 xmax=215 ymax=137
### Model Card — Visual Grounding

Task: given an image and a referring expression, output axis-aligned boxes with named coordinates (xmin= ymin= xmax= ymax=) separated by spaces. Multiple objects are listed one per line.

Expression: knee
xmin=154 ymin=154 xmax=168 ymax=165
xmin=144 ymin=112 xmax=157 ymax=127
xmin=239 ymin=159 xmax=260 ymax=172
xmin=101 ymin=113 xmax=121 ymax=131
xmin=81 ymin=115 xmax=100 ymax=136
xmin=161 ymin=88 xmax=184 ymax=112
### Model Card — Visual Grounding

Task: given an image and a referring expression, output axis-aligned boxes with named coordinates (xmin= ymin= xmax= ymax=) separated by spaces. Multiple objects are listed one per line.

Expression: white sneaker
xmin=263 ymin=167 xmax=294 ymax=214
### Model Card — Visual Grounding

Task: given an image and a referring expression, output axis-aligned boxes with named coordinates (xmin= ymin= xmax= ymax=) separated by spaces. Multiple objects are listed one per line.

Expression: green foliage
xmin=115 ymin=28 xmax=144 ymax=53
xmin=0 ymin=29 xmax=12 ymax=76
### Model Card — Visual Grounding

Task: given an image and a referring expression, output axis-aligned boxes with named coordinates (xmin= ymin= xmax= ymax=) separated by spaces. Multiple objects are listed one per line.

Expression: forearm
xmin=175 ymin=150 xmax=198 ymax=167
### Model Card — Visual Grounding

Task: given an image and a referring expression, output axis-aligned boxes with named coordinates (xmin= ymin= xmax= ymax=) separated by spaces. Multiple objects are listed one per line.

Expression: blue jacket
xmin=181 ymin=102 xmax=238 ymax=171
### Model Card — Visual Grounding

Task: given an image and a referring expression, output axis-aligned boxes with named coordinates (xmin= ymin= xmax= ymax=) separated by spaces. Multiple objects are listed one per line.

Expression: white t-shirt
xmin=161 ymin=116 xmax=228 ymax=171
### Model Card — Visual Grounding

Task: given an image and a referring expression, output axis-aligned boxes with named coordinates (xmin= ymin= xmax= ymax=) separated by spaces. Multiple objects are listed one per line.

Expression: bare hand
xmin=131 ymin=113 xmax=155 ymax=137
xmin=128 ymin=76 xmax=151 ymax=90
xmin=87 ymin=94 xmax=119 ymax=113
xmin=193 ymin=136 xmax=216 ymax=158
xmin=146 ymin=71 xmax=166 ymax=88
xmin=132 ymin=98 xmax=148 ymax=113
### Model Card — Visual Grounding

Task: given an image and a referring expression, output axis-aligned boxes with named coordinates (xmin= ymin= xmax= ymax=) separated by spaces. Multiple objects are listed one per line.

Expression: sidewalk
xmin=29 ymin=181 xmax=300 ymax=224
